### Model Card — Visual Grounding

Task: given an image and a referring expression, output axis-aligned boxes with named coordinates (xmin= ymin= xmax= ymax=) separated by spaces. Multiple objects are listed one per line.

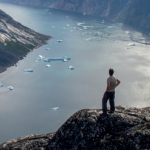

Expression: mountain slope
xmin=2 ymin=0 xmax=150 ymax=28
xmin=0 ymin=9 xmax=51 ymax=72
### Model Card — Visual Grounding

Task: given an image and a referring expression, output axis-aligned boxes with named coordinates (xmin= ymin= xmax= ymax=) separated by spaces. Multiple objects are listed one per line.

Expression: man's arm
xmin=116 ymin=79 xmax=121 ymax=87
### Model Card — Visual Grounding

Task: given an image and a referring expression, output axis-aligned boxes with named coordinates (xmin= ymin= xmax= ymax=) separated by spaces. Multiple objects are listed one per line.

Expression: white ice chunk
xmin=52 ymin=107 xmax=59 ymax=110
xmin=83 ymin=13 xmax=86 ymax=15
xmin=77 ymin=22 xmax=84 ymax=26
xmin=128 ymin=43 xmax=135 ymax=46
xmin=86 ymin=38 xmax=92 ymax=41
xmin=7 ymin=86 xmax=14 ymax=90
xmin=101 ymin=20 xmax=105 ymax=23
xmin=46 ymin=64 xmax=51 ymax=67
xmin=67 ymin=24 xmax=70 ymax=26
xmin=68 ymin=65 xmax=74 ymax=70
xmin=0 ymin=83 xmax=3 ymax=87
xmin=83 ymin=26 xmax=88 ymax=30
xmin=125 ymin=31 xmax=130 ymax=34
xmin=44 ymin=59 xmax=50 ymax=62
xmin=46 ymin=48 xmax=51 ymax=50
xmin=37 ymin=55 xmax=45 ymax=60
xmin=57 ymin=40 xmax=63 ymax=42
xmin=24 ymin=69 xmax=34 ymax=72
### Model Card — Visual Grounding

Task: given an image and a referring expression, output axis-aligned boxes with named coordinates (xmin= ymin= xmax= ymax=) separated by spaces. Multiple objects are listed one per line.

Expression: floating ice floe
xmin=46 ymin=48 xmax=51 ymax=50
xmin=46 ymin=64 xmax=51 ymax=68
xmin=67 ymin=24 xmax=70 ymax=26
xmin=128 ymin=43 xmax=136 ymax=46
xmin=101 ymin=20 xmax=105 ymax=23
xmin=57 ymin=40 xmax=63 ymax=42
xmin=52 ymin=107 xmax=59 ymax=110
xmin=7 ymin=86 xmax=14 ymax=90
xmin=68 ymin=65 xmax=74 ymax=70
xmin=44 ymin=59 xmax=50 ymax=62
xmin=86 ymin=38 xmax=92 ymax=41
xmin=24 ymin=69 xmax=34 ymax=72
xmin=83 ymin=26 xmax=88 ymax=30
xmin=107 ymin=26 xmax=113 ymax=28
xmin=125 ymin=31 xmax=130 ymax=34
xmin=83 ymin=13 xmax=86 ymax=15
xmin=0 ymin=83 xmax=3 ymax=87
xmin=37 ymin=55 xmax=45 ymax=60
xmin=77 ymin=22 xmax=84 ymax=26
xmin=46 ymin=56 xmax=71 ymax=62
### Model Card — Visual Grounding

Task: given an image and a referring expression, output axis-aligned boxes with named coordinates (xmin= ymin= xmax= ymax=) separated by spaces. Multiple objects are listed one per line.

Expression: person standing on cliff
xmin=102 ymin=68 xmax=121 ymax=115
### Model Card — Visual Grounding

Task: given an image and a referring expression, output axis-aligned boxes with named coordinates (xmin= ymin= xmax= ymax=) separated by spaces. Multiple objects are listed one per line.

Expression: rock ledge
xmin=1 ymin=105 xmax=150 ymax=149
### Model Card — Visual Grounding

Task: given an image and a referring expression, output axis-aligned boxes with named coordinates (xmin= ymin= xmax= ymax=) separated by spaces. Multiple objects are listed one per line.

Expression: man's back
xmin=107 ymin=76 xmax=118 ymax=92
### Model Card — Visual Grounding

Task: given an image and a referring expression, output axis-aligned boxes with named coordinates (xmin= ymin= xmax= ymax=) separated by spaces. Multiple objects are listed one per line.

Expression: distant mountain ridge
xmin=0 ymin=9 xmax=51 ymax=72
xmin=1 ymin=0 xmax=150 ymax=28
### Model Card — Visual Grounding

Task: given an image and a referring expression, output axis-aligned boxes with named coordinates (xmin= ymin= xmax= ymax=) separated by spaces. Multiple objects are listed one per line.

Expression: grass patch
xmin=5 ymin=40 xmax=30 ymax=56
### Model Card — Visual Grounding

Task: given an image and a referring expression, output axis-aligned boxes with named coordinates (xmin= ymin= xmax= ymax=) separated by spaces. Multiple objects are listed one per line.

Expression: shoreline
xmin=0 ymin=36 xmax=52 ymax=74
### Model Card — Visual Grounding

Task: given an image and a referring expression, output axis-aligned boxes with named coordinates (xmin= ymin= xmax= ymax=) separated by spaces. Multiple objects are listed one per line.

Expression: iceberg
xmin=46 ymin=48 xmax=51 ymax=50
xmin=44 ymin=59 xmax=50 ymax=62
xmin=77 ymin=22 xmax=84 ymax=26
xmin=47 ymin=56 xmax=71 ymax=62
xmin=101 ymin=20 xmax=105 ymax=23
xmin=24 ymin=69 xmax=34 ymax=72
xmin=128 ymin=43 xmax=135 ymax=46
xmin=7 ymin=86 xmax=14 ymax=90
xmin=0 ymin=83 xmax=3 ymax=87
xmin=37 ymin=55 xmax=45 ymax=60
xmin=86 ymin=38 xmax=92 ymax=41
xmin=68 ymin=65 xmax=74 ymax=70
xmin=46 ymin=64 xmax=51 ymax=68
xmin=57 ymin=40 xmax=63 ymax=43
xmin=52 ymin=107 xmax=59 ymax=110
xmin=125 ymin=31 xmax=130 ymax=34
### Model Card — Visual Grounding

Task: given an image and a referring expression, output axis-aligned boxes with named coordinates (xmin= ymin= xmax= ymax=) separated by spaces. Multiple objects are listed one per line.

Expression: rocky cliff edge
xmin=1 ymin=105 xmax=150 ymax=149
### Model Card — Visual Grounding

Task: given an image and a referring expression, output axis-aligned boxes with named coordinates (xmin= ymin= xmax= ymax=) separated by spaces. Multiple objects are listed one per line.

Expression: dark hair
xmin=109 ymin=68 xmax=114 ymax=76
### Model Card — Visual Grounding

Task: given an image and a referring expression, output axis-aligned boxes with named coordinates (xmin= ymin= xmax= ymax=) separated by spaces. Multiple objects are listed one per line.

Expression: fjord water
xmin=0 ymin=2 xmax=150 ymax=143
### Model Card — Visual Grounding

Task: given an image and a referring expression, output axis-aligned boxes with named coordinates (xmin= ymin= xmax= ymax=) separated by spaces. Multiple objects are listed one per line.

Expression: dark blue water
xmin=0 ymin=2 xmax=150 ymax=144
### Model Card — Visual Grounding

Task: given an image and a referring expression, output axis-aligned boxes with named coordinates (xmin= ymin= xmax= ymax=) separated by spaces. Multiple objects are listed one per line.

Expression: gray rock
xmin=1 ymin=106 xmax=150 ymax=149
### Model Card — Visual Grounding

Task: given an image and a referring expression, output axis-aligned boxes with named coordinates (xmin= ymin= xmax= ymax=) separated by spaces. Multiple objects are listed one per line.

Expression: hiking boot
xmin=108 ymin=111 xmax=114 ymax=114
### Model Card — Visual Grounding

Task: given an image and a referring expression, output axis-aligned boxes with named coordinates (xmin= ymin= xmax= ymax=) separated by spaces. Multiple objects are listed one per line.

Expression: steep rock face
xmin=1 ymin=106 xmax=150 ymax=149
xmin=0 ymin=9 xmax=51 ymax=72
xmin=2 ymin=0 xmax=150 ymax=28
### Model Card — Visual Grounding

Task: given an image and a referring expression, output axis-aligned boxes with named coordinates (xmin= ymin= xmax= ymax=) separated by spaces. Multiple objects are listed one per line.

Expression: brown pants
xmin=102 ymin=91 xmax=115 ymax=114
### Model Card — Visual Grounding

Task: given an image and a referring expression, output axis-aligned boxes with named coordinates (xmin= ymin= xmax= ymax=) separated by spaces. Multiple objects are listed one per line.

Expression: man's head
xmin=109 ymin=68 xmax=114 ymax=76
